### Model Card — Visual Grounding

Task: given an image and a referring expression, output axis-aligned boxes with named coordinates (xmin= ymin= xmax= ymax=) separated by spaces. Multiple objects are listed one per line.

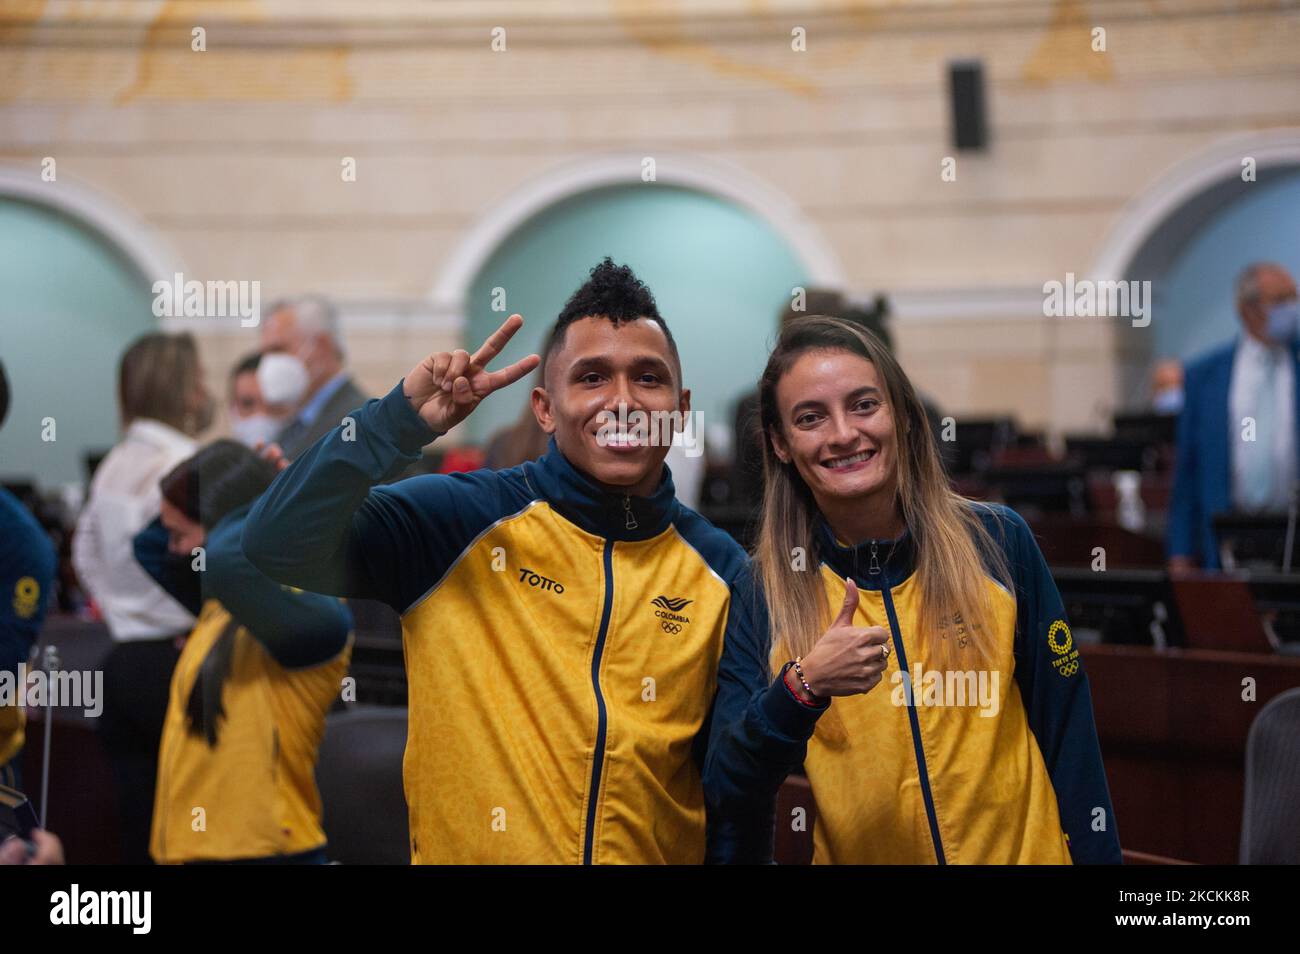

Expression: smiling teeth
xmin=828 ymin=450 xmax=873 ymax=469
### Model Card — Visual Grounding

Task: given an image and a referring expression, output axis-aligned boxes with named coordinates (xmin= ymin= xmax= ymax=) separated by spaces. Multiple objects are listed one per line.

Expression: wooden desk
xmin=1081 ymin=643 xmax=1300 ymax=864
xmin=1030 ymin=515 xmax=1167 ymax=568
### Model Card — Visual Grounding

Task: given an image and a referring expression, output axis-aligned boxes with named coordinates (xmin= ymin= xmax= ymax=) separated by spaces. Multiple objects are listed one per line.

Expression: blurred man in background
xmin=1150 ymin=358 xmax=1185 ymax=416
xmin=227 ymin=352 xmax=275 ymax=449
xmin=259 ymin=296 xmax=369 ymax=459
xmin=1168 ymin=262 xmax=1299 ymax=570
xmin=226 ymin=351 xmax=301 ymax=450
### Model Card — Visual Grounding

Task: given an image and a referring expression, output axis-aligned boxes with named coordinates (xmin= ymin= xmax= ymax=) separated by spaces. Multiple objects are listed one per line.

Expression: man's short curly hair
xmin=542 ymin=257 xmax=680 ymax=384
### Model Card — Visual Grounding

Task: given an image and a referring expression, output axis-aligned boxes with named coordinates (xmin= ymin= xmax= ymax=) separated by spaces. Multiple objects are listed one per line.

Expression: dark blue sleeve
xmin=206 ymin=511 xmax=352 ymax=669
xmin=1000 ymin=506 xmax=1123 ymax=864
xmin=1166 ymin=365 xmax=1200 ymax=561
xmin=0 ymin=497 xmax=56 ymax=676
xmin=132 ymin=517 xmax=204 ymax=617
xmin=242 ymin=380 xmax=530 ymax=613
xmin=702 ymin=565 xmax=827 ymax=864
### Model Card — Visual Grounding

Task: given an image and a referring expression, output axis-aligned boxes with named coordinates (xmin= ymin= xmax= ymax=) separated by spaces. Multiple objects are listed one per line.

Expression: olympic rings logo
xmin=660 ymin=621 xmax=681 ymax=635
xmin=1047 ymin=620 xmax=1073 ymax=656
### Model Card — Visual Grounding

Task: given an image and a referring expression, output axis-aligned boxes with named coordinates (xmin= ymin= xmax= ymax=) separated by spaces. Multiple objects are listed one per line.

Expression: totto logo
xmin=517 ymin=567 xmax=565 ymax=594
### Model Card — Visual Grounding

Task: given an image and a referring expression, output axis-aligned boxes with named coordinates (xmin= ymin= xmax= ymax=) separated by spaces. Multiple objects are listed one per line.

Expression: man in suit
xmin=1168 ymin=262 xmax=1299 ymax=570
xmin=259 ymin=296 xmax=370 ymax=460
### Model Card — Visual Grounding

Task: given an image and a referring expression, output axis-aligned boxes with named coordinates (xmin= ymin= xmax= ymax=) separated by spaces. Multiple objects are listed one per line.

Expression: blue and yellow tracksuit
xmin=0 ymin=488 xmax=56 ymax=790
xmin=241 ymin=382 xmax=752 ymax=864
xmin=134 ymin=506 xmax=352 ymax=863
xmin=704 ymin=504 xmax=1122 ymax=864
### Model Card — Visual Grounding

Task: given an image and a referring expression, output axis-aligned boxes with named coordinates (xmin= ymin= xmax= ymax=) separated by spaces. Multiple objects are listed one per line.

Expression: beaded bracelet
xmin=792 ymin=656 xmax=818 ymax=700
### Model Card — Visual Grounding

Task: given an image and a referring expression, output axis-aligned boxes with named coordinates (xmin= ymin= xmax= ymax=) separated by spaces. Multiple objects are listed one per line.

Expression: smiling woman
xmin=703 ymin=314 xmax=1122 ymax=866
xmin=756 ymin=316 xmax=1009 ymax=676
xmin=771 ymin=356 xmax=900 ymax=543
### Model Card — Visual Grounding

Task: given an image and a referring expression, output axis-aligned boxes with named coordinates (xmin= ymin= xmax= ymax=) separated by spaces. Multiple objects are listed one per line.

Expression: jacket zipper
xmin=583 ymin=538 xmax=615 ymax=864
xmin=878 ymin=570 xmax=947 ymax=865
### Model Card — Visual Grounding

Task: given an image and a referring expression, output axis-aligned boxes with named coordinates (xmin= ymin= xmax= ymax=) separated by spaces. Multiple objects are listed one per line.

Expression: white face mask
xmin=257 ymin=352 xmax=310 ymax=407
xmin=230 ymin=412 xmax=284 ymax=449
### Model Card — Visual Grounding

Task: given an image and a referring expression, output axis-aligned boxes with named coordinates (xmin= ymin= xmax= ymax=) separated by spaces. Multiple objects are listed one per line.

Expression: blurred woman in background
xmin=134 ymin=440 xmax=352 ymax=864
xmin=72 ymin=331 xmax=213 ymax=864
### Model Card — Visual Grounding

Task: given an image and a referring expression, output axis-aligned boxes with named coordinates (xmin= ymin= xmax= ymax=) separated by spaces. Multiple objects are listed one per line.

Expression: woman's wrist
xmin=784 ymin=658 xmax=825 ymax=706
xmin=782 ymin=666 xmax=812 ymax=703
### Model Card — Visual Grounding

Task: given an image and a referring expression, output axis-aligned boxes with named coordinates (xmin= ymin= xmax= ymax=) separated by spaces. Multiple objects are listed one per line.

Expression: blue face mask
xmin=1153 ymin=387 xmax=1184 ymax=415
xmin=1265 ymin=299 xmax=1299 ymax=345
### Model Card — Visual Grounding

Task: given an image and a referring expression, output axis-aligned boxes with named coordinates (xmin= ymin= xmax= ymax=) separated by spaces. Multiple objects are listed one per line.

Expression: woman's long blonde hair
xmin=754 ymin=316 xmax=1010 ymax=677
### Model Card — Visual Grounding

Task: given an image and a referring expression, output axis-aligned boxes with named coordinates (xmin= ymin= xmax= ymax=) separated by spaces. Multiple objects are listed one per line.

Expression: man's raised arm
xmin=242 ymin=314 xmax=541 ymax=610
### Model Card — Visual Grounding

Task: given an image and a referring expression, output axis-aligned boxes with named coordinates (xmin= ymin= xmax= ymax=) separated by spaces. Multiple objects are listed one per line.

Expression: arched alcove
xmin=0 ymin=166 xmax=180 ymax=489
xmin=1090 ymin=132 xmax=1300 ymax=407
xmin=430 ymin=154 xmax=844 ymax=444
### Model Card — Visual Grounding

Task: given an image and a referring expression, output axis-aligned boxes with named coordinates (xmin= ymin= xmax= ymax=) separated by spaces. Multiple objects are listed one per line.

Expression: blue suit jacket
xmin=1167 ymin=338 xmax=1300 ymax=568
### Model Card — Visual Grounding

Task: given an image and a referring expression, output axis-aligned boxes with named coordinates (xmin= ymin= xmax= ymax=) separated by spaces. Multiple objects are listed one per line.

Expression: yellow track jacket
xmin=0 ymin=486 xmax=57 ymax=779
xmin=0 ymin=488 xmax=56 ymax=778
xmin=704 ymin=505 xmax=1122 ymax=864
xmin=242 ymin=382 xmax=752 ymax=864
xmin=135 ymin=505 xmax=352 ymax=863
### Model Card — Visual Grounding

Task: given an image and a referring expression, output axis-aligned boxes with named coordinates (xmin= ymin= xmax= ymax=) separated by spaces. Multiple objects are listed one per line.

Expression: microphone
xmin=39 ymin=644 xmax=59 ymax=830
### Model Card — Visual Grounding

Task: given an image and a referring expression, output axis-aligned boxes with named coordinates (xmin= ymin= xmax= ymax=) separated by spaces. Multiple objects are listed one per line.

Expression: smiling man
xmin=242 ymin=259 xmax=764 ymax=864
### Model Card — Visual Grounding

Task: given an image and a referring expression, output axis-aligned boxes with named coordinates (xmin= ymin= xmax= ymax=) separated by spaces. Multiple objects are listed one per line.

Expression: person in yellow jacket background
xmin=0 ymin=360 xmax=57 ymax=794
xmin=704 ymin=315 xmax=1121 ymax=864
xmin=134 ymin=440 xmax=352 ymax=864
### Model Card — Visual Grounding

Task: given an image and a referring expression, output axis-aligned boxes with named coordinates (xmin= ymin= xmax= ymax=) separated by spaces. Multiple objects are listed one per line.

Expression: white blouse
xmin=72 ymin=418 xmax=198 ymax=641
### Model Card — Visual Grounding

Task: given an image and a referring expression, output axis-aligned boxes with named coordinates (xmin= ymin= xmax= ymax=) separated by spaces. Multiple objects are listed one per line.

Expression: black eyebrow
xmin=632 ymin=355 xmax=675 ymax=380
xmin=569 ymin=356 xmax=612 ymax=376
xmin=569 ymin=354 xmax=674 ymax=379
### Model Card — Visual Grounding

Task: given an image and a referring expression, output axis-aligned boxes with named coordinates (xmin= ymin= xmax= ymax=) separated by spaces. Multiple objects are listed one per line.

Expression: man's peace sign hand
xmin=403 ymin=314 xmax=541 ymax=434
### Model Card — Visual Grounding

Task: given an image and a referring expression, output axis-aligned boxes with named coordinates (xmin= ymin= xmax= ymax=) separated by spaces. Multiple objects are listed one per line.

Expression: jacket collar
xmin=815 ymin=517 xmax=916 ymax=590
xmin=525 ymin=436 xmax=678 ymax=542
